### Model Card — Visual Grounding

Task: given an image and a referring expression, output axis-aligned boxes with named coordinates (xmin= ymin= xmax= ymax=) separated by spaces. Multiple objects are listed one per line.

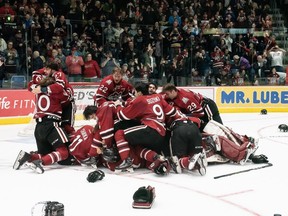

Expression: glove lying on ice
xmin=250 ymin=154 xmax=269 ymax=164
xmin=132 ymin=186 xmax=155 ymax=209
xmin=86 ymin=170 xmax=105 ymax=183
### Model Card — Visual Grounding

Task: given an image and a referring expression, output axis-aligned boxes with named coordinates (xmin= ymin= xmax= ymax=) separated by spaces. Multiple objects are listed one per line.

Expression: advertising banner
xmin=0 ymin=90 xmax=35 ymax=117
xmin=216 ymin=86 xmax=288 ymax=112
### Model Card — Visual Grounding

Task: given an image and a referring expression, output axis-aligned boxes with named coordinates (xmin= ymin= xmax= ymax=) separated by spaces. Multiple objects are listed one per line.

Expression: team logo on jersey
xmin=182 ymin=97 xmax=189 ymax=104
xmin=106 ymin=80 xmax=112 ymax=85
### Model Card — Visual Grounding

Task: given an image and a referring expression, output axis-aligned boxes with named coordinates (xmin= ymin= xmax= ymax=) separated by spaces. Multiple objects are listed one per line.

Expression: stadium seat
xmin=11 ymin=75 xmax=26 ymax=89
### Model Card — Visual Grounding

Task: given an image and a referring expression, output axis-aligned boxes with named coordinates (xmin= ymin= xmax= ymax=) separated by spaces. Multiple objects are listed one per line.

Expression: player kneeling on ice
xmin=13 ymin=63 xmax=74 ymax=174
xmin=202 ymin=120 xmax=268 ymax=165
xmin=164 ymin=114 xmax=208 ymax=176
xmin=69 ymin=125 xmax=104 ymax=168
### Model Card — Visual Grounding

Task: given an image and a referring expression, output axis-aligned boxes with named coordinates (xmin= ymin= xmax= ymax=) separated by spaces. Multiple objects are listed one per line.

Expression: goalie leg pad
xmin=132 ymin=186 xmax=156 ymax=209
xmin=218 ymin=136 xmax=248 ymax=163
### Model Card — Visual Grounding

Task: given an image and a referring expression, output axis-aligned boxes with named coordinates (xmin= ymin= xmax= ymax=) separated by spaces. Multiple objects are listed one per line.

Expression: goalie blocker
xmin=132 ymin=186 xmax=156 ymax=209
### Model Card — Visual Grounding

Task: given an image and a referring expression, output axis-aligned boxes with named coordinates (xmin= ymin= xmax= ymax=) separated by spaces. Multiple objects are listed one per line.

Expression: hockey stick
xmin=214 ymin=163 xmax=273 ymax=179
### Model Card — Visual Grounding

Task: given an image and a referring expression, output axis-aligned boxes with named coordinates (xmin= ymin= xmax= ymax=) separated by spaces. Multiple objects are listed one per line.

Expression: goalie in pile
xmin=67 ymin=82 xmax=268 ymax=177
xmin=13 ymin=77 xmax=267 ymax=174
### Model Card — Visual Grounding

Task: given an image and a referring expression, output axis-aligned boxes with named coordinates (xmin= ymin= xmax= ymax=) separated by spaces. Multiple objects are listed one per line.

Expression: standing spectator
xmin=134 ymin=28 xmax=146 ymax=52
xmin=267 ymin=45 xmax=286 ymax=73
xmin=83 ymin=53 xmax=101 ymax=81
xmin=102 ymin=0 xmax=117 ymax=21
xmin=252 ymin=55 xmax=270 ymax=85
xmin=168 ymin=10 xmax=182 ymax=26
xmin=167 ymin=21 xmax=183 ymax=60
xmin=0 ymin=56 xmax=6 ymax=88
xmin=65 ymin=47 xmax=84 ymax=81
xmin=69 ymin=33 xmax=80 ymax=49
xmin=100 ymin=50 xmax=120 ymax=78
xmin=121 ymin=63 xmax=132 ymax=82
xmin=3 ymin=41 xmax=18 ymax=77
xmin=195 ymin=49 xmax=211 ymax=77
xmin=142 ymin=45 xmax=158 ymax=81
xmin=232 ymin=55 xmax=252 ymax=83
xmin=223 ymin=33 xmax=233 ymax=54
xmin=122 ymin=40 xmax=141 ymax=65
xmin=210 ymin=46 xmax=225 ymax=85
xmin=103 ymin=20 xmax=116 ymax=44
xmin=32 ymin=51 xmax=44 ymax=72
xmin=0 ymin=33 xmax=7 ymax=53
xmin=267 ymin=67 xmax=280 ymax=85
xmin=0 ymin=0 xmax=16 ymax=16
xmin=56 ymin=48 xmax=67 ymax=73
xmin=54 ymin=15 xmax=68 ymax=38
xmin=113 ymin=22 xmax=124 ymax=46
xmin=83 ymin=19 xmax=97 ymax=41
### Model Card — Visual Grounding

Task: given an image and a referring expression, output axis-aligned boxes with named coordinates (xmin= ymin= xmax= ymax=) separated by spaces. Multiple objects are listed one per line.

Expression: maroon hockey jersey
xmin=165 ymin=88 xmax=205 ymax=118
xmin=69 ymin=125 xmax=102 ymax=162
xmin=117 ymin=94 xmax=177 ymax=136
xmin=93 ymin=74 xmax=134 ymax=107
xmin=96 ymin=101 xmax=118 ymax=148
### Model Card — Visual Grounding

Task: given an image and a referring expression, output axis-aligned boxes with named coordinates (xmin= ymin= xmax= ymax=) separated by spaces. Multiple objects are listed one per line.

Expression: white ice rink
xmin=1 ymin=113 xmax=288 ymax=216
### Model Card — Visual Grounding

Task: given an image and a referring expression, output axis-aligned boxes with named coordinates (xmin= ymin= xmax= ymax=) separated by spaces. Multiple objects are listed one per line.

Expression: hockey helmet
xmin=278 ymin=124 xmax=288 ymax=132
xmin=260 ymin=109 xmax=267 ymax=114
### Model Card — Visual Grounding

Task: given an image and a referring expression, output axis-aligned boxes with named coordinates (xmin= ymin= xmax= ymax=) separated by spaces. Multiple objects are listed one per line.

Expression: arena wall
xmin=0 ymin=85 xmax=287 ymax=125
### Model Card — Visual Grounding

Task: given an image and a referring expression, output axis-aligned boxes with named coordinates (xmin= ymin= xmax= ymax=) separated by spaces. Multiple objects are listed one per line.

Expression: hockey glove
xmin=87 ymin=170 xmax=105 ymax=183
xmin=250 ymin=154 xmax=269 ymax=164
xmin=154 ymin=162 xmax=171 ymax=176
xmin=132 ymin=186 xmax=156 ymax=209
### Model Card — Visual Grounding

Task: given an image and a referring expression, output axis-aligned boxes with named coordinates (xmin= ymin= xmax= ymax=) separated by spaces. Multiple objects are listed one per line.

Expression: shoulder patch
xmin=182 ymin=97 xmax=189 ymax=104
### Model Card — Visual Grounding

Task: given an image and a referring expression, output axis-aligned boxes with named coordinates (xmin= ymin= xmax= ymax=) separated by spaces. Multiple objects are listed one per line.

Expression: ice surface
xmin=0 ymin=113 xmax=288 ymax=216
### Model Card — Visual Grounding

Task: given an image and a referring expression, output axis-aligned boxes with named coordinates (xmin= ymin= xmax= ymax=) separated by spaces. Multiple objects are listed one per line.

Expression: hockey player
xmin=83 ymin=103 xmax=117 ymax=150
xmin=148 ymin=82 xmax=158 ymax=94
xmin=69 ymin=124 xmax=170 ymax=175
xmin=165 ymin=114 xmax=208 ymax=175
xmin=93 ymin=67 xmax=134 ymax=107
xmin=68 ymin=125 xmax=102 ymax=168
xmin=83 ymin=104 xmax=142 ymax=163
xmin=13 ymin=63 xmax=72 ymax=173
xmin=162 ymin=83 xmax=223 ymax=130
xmin=201 ymin=120 xmax=266 ymax=165
xmin=28 ymin=63 xmax=76 ymax=136
xmin=113 ymin=82 xmax=179 ymax=170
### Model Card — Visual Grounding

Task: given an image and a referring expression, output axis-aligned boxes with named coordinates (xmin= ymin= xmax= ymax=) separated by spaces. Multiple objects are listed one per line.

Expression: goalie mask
xmin=31 ymin=201 xmax=64 ymax=216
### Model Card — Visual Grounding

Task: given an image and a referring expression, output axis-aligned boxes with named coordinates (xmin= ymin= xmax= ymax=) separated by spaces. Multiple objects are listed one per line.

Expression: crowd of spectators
xmin=0 ymin=0 xmax=287 ymax=88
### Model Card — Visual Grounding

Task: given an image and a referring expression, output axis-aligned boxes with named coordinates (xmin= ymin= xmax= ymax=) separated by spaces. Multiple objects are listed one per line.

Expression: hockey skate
xmin=169 ymin=156 xmax=182 ymax=174
xmin=115 ymin=157 xmax=133 ymax=170
xmin=239 ymin=141 xmax=259 ymax=165
xmin=24 ymin=160 xmax=44 ymax=174
xmin=189 ymin=150 xmax=207 ymax=176
xmin=13 ymin=150 xmax=31 ymax=170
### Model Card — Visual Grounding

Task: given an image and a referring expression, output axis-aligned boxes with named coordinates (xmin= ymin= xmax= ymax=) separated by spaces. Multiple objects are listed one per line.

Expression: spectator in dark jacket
xmin=0 ymin=56 xmax=6 ymax=88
